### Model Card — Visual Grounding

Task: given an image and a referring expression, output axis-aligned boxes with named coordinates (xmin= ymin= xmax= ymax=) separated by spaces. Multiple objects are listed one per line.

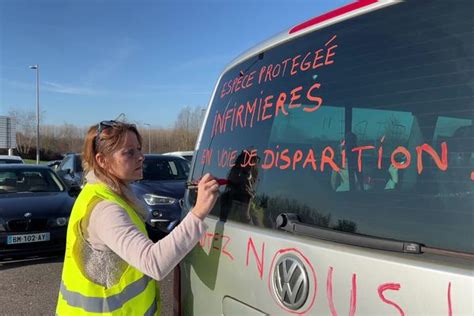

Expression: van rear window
xmin=191 ymin=0 xmax=473 ymax=254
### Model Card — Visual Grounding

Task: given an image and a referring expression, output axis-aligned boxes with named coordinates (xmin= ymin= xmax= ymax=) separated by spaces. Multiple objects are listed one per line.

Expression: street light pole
xmin=29 ymin=64 xmax=40 ymax=164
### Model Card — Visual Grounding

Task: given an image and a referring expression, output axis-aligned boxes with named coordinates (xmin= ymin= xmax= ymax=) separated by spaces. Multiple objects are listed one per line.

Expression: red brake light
xmin=289 ymin=0 xmax=379 ymax=34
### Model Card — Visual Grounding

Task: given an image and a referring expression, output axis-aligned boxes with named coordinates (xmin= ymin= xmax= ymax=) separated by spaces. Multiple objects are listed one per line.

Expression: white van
xmin=0 ymin=155 xmax=24 ymax=164
xmin=181 ymin=0 xmax=473 ymax=315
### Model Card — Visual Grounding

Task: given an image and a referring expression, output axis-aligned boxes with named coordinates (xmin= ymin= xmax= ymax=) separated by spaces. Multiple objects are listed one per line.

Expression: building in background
xmin=0 ymin=116 xmax=16 ymax=156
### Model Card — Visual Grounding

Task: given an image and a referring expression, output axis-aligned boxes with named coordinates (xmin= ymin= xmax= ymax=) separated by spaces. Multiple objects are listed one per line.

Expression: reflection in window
xmin=271 ymin=106 xmax=344 ymax=144
xmin=142 ymin=158 xmax=189 ymax=181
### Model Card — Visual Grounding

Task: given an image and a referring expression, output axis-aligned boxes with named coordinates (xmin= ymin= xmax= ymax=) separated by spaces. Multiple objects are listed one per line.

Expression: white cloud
xmin=43 ymin=81 xmax=105 ymax=95
xmin=1 ymin=78 xmax=105 ymax=96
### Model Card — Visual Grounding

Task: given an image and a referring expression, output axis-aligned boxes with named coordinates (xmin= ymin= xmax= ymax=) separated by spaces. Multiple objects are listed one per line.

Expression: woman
xmin=56 ymin=120 xmax=219 ymax=315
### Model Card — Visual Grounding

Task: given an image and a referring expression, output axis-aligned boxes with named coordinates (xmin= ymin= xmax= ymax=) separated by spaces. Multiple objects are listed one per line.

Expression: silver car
xmin=0 ymin=155 xmax=24 ymax=164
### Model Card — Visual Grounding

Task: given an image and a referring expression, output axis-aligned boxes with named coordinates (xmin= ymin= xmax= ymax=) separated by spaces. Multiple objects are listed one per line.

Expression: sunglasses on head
xmin=95 ymin=120 xmax=120 ymax=149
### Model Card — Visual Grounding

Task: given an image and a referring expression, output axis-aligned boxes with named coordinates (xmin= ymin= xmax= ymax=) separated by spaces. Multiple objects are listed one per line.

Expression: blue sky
xmin=0 ymin=0 xmax=349 ymax=128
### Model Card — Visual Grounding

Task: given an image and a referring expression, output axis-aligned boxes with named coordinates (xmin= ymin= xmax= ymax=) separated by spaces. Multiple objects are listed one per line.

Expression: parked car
xmin=180 ymin=0 xmax=473 ymax=315
xmin=0 ymin=155 xmax=23 ymax=164
xmin=56 ymin=153 xmax=83 ymax=189
xmin=162 ymin=151 xmax=194 ymax=162
xmin=130 ymin=154 xmax=190 ymax=240
xmin=0 ymin=164 xmax=77 ymax=260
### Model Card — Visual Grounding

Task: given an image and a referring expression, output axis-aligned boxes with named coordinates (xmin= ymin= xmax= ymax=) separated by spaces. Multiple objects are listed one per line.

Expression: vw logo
xmin=24 ymin=212 xmax=32 ymax=218
xmin=272 ymin=254 xmax=309 ymax=310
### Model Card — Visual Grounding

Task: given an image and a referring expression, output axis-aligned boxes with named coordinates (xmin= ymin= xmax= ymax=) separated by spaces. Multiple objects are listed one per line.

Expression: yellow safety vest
xmin=56 ymin=183 xmax=160 ymax=315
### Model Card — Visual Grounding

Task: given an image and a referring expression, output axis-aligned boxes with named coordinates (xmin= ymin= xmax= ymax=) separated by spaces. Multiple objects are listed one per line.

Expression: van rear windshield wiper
xmin=276 ymin=213 xmax=474 ymax=259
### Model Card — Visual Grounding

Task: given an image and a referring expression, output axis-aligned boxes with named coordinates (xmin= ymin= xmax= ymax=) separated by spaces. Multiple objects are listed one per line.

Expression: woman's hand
xmin=191 ymin=173 xmax=220 ymax=220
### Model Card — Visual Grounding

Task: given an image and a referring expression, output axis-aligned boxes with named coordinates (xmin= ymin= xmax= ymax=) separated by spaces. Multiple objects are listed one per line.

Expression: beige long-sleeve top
xmin=81 ymin=173 xmax=207 ymax=285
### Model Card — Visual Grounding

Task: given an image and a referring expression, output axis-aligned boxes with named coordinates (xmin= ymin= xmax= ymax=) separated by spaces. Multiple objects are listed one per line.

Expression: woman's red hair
xmin=82 ymin=121 xmax=146 ymax=219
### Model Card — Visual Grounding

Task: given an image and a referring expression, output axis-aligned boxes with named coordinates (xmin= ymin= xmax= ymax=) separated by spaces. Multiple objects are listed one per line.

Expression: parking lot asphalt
xmin=0 ymin=255 xmax=175 ymax=316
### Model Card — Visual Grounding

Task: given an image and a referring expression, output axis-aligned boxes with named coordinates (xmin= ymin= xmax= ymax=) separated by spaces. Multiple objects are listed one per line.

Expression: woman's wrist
xmin=191 ymin=206 xmax=205 ymax=221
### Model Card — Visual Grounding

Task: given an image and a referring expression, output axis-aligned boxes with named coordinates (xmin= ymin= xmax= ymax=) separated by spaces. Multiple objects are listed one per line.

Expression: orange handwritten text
xmin=198 ymin=232 xmax=234 ymax=261
xmin=378 ymin=283 xmax=405 ymax=316
xmin=200 ymin=149 xmax=212 ymax=166
xmin=257 ymin=34 xmax=338 ymax=85
xmin=245 ymin=237 xmax=265 ymax=280
xmin=209 ymin=233 xmax=459 ymax=315
xmin=214 ymin=142 xmax=451 ymax=177
xmin=416 ymin=142 xmax=448 ymax=174
xmin=218 ymin=148 xmax=238 ymax=168
xmin=327 ymin=267 xmax=357 ymax=316
xmin=220 ymin=70 xmax=256 ymax=99
xmin=211 ymin=82 xmax=323 ymax=138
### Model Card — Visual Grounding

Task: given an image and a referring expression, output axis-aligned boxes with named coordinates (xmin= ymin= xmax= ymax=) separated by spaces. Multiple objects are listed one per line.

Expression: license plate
xmin=7 ymin=232 xmax=51 ymax=245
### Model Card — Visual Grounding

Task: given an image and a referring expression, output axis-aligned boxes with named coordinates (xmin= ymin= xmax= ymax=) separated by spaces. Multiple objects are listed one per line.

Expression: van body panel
xmin=222 ymin=296 xmax=268 ymax=316
xmin=181 ymin=218 xmax=472 ymax=315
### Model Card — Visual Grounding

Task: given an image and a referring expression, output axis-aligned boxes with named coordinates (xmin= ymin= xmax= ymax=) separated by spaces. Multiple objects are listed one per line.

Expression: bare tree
xmin=7 ymin=106 xmax=206 ymax=158
xmin=8 ymin=109 xmax=36 ymax=155
xmin=41 ymin=123 xmax=87 ymax=154
xmin=173 ymin=106 xmax=206 ymax=150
